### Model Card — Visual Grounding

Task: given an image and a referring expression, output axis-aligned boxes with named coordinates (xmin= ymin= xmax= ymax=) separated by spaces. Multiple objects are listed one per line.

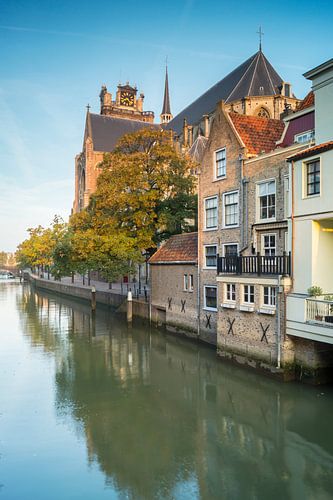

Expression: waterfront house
xmin=286 ymin=58 xmax=333 ymax=380
xmin=149 ymin=232 xmax=198 ymax=336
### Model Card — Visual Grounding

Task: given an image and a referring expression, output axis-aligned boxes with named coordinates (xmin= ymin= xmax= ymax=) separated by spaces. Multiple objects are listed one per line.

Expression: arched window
xmin=257 ymin=107 xmax=270 ymax=118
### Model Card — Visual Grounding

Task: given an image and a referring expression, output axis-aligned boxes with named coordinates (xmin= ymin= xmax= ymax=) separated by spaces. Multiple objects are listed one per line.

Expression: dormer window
xmin=295 ymin=130 xmax=315 ymax=144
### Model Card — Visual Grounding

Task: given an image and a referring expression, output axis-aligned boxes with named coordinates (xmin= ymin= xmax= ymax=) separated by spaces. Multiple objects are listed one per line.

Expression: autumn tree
xmin=90 ymin=128 xmax=197 ymax=249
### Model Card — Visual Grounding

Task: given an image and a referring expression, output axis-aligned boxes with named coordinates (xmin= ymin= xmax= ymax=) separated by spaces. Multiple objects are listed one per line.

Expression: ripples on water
xmin=0 ymin=281 xmax=333 ymax=499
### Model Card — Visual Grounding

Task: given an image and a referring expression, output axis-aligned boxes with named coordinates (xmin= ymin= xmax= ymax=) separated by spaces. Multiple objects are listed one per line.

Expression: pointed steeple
xmin=160 ymin=64 xmax=173 ymax=124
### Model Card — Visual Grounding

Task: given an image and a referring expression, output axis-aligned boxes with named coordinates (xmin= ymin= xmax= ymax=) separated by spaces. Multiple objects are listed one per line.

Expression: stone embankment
xmin=27 ymin=273 xmax=150 ymax=320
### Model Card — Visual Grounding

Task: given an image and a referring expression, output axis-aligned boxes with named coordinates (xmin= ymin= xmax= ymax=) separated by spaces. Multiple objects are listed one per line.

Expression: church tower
xmin=160 ymin=66 xmax=173 ymax=124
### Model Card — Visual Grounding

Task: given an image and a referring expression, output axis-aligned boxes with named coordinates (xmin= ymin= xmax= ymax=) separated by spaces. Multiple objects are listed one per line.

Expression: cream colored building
xmin=287 ymin=58 xmax=333 ymax=348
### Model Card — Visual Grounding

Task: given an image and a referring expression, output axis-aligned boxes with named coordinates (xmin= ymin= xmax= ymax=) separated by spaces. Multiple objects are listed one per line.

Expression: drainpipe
xmin=197 ymin=165 xmax=201 ymax=339
xmin=290 ymin=160 xmax=295 ymax=291
xmin=276 ymin=275 xmax=282 ymax=369
xmin=239 ymin=152 xmax=249 ymax=253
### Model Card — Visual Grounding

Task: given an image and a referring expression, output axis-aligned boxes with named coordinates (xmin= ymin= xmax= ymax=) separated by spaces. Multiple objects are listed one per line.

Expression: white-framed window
xmin=204 ymin=196 xmax=218 ymax=229
xmin=263 ymin=286 xmax=276 ymax=307
xmin=284 ymin=175 xmax=290 ymax=219
xmin=223 ymin=191 xmax=239 ymax=227
xmin=204 ymin=245 xmax=217 ymax=268
xmin=204 ymin=285 xmax=217 ymax=311
xmin=225 ymin=283 xmax=236 ymax=302
xmin=222 ymin=243 xmax=238 ymax=257
xmin=183 ymin=274 xmax=188 ymax=291
xmin=189 ymin=274 xmax=194 ymax=292
xmin=294 ymin=130 xmax=314 ymax=144
xmin=305 ymin=160 xmax=320 ymax=197
xmin=243 ymin=285 xmax=254 ymax=304
xmin=215 ymin=148 xmax=226 ymax=178
xmin=257 ymin=180 xmax=276 ymax=221
xmin=262 ymin=234 xmax=276 ymax=256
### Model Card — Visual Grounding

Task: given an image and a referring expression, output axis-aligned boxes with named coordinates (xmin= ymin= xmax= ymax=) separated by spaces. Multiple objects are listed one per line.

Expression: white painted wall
xmin=312 ymin=64 xmax=333 ymax=144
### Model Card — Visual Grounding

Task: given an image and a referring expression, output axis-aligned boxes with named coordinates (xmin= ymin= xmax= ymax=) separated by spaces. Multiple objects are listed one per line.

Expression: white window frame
xmin=204 ymin=195 xmax=218 ymax=230
xmin=204 ymin=244 xmax=218 ymax=269
xmin=261 ymin=233 xmax=276 ymax=256
xmin=294 ymin=129 xmax=315 ymax=144
xmin=256 ymin=179 xmax=276 ymax=222
xmin=183 ymin=274 xmax=188 ymax=291
xmin=225 ymin=283 xmax=236 ymax=303
xmin=215 ymin=147 xmax=226 ymax=179
xmin=303 ymin=159 xmax=321 ymax=198
xmin=222 ymin=190 xmax=239 ymax=228
xmin=204 ymin=285 xmax=217 ymax=311
xmin=222 ymin=243 xmax=239 ymax=257
xmin=262 ymin=286 xmax=276 ymax=308
xmin=242 ymin=284 xmax=255 ymax=305
xmin=189 ymin=274 xmax=194 ymax=292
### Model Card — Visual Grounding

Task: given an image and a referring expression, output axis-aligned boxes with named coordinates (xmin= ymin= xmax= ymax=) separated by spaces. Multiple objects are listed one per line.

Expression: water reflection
xmin=17 ymin=285 xmax=333 ymax=499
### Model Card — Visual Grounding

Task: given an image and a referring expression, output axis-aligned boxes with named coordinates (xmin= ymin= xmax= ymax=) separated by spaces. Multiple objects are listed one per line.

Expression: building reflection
xmin=17 ymin=285 xmax=333 ymax=499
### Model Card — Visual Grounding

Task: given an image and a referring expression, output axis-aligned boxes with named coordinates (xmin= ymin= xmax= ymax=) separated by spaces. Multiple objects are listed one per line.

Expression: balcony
xmin=217 ymin=252 xmax=291 ymax=276
xmin=306 ymin=298 xmax=333 ymax=326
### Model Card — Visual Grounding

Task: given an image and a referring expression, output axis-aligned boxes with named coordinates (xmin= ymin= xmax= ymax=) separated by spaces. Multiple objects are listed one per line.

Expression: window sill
xmin=303 ymin=193 xmax=321 ymax=200
xmin=203 ymin=307 xmax=217 ymax=312
xmin=222 ymin=224 xmax=239 ymax=230
xmin=213 ymin=176 xmax=226 ymax=182
xmin=240 ymin=304 xmax=255 ymax=312
xmin=258 ymin=307 xmax=276 ymax=315
xmin=256 ymin=218 xmax=276 ymax=224
xmin=203 ymin=228 xmax=218 ymax=232
xmin=222 ymin=302 xmax=236 ymax=309
xmin=202 ymin=266 xmax=217 ymax=271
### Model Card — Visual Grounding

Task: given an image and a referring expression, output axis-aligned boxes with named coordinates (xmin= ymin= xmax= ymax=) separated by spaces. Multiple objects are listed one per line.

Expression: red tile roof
xmin=229 ymin=113 xmax=285 ymax=156
xmin=297 ymin=91 xmax=314 ymax=111
xmin=288 ymin=141 xmax=333 ymax=161
xmin=149 ymin=232 xmax=198 ymax=264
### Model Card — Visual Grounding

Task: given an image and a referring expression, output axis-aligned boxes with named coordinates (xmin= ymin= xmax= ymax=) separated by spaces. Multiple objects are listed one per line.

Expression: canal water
xmin=1 ymin=282 xmax=333 ymax=499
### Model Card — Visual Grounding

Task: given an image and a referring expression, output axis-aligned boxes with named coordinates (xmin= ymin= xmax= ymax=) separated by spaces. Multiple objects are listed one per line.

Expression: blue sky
xmin=0 ymin=0 xmax=332 ymax=251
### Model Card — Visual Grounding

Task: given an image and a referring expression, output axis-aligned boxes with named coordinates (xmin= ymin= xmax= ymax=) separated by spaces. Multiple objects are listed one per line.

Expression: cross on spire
xmin=257 ymin=26 xmax=264 ymax=51
xmin=86 ymin=103 xmax=91 ymax=112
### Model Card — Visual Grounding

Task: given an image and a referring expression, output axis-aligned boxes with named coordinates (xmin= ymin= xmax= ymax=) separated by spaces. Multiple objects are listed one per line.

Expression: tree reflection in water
xmin=17 ymin=285 xmax=333 ymax=500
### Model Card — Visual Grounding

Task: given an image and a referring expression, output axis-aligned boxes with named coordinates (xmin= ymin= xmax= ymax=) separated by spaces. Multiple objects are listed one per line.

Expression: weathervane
xmin=257 ymin=26 xmax=264 ymax=51
xmin=86 ymin=103 xmax=90 ymax=112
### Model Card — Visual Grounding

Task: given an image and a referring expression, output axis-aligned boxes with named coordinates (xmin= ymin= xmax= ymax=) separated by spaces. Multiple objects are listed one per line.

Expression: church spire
xmin=160 ymin=63 xmax=173 ymax=124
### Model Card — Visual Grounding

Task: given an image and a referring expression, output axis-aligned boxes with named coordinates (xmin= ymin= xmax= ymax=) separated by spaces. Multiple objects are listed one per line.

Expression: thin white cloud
xmin=0 ymin=24 xmax=238 ymax=62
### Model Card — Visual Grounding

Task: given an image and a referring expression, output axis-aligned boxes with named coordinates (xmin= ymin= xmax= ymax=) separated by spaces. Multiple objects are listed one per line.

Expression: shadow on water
xmin=15 ymin=283 xmax=333 ymax=499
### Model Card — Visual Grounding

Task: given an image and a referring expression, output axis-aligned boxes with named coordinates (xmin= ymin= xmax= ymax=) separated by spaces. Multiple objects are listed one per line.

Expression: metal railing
xmin=217 ymin=252 xmax=291 ymax=276
xmin=306 ymin=298 xmax=333 ymax=325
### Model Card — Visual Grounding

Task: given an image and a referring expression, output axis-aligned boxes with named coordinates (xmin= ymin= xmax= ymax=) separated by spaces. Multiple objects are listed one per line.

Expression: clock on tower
xmin=120 ymin=90 xmax=135 ymax=107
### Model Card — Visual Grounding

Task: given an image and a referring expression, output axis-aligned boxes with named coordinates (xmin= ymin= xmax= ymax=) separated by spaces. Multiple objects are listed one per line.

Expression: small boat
xmin=0 ymin=271 xmax=16 ymax=280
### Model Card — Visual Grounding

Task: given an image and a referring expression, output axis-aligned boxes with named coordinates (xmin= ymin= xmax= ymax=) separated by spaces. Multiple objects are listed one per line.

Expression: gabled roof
xmin=229 ymin=113 xmax=284 ymax=156
xmin=288 ymin=141 xmax=333 ymax=161
xmin=85 ymin=113 xmax=159 ymax=152
xmin=297 ymin=91 xmax=314 ymax=111
xmin=188 ymin=135 xmax=208 ymax=162
xmin=167 ymin=50 xmax=285 ymax=135
xmin=149 ymin=232 xmax=198 ymax=264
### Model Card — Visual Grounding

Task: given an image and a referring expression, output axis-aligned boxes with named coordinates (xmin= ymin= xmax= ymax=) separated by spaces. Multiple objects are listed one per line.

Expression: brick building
xmin=197 ymin=89 xmax=316 ymax=373
xmin=72 ymin=83 xmax=159 ymax=214
xmin=149 ymin=232 xmax=198 ymax=337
